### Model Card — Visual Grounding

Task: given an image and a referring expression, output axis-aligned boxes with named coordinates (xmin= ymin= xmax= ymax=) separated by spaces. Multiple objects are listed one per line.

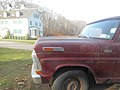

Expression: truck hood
xmin=35 ymin=36 xmax=97 ymax=43
xmin=34 ymin=37 xmax=99 ymax=55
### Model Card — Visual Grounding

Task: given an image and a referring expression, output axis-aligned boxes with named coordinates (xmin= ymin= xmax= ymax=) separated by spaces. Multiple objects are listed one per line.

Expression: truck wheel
xmin=52 ymin=70 xmax=89 ymax=90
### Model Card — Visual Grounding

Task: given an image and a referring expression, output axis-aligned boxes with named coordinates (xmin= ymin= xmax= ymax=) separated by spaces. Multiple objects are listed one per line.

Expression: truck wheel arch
xmin=52 ymin=70 xmax=89 ymax=90
xmin=51 ymin=65 xmax=96 ymax=86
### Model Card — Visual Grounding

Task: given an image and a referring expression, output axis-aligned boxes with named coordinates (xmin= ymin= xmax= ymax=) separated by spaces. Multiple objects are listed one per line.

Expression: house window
xmin=39 ymin=23 xmax=41 ymax=26
xmin=1 ymin=21 xmax=4 ymax=25
xmin=35 ymin=22 xmax=38 ymax=26
xmin=18 ymin=21 xmax=22 ymax=24
xmin=30 ymin=21 xmax=32 ymax=25
xmin=13 ymin=21 xmax=22 ymax=24
xmin=39 ymin=30 xmax=40 ymax=35
xmin=30 ymin=30 xmax=31 ymax=36
xmin=35 ymin=30 xmax=37 ymax=36
xmin=14 ymin=29 xmax=22 ymax=34
xmin=13 ymin=21 xmax=17 ymax=24
xmin=0 ymin=21 xmax=4 ymax=25
xmin=36 ymin=14 xmax=39 ymax=18
xmin=33 ymin=13 xmax=39 ymax=18
xmin=5 ymin=21 xmax=8 ymax=24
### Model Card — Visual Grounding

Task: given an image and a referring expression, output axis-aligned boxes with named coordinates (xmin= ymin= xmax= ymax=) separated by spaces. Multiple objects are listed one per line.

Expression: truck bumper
xmin=32 ymin=75 xmax=42 ymax=84
xmin=31 ymin=63 xmax=42 ymax=84
xmin=31 ymin=50 xmax=43 ymax=84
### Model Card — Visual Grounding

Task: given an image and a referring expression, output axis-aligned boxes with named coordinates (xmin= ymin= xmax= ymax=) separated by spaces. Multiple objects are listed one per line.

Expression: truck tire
xmin=52 ymin=70 xmax=89 ymax=90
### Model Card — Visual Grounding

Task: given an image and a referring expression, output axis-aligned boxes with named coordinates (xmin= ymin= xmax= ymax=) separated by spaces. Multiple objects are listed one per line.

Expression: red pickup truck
xmin=31 ymin=16 xmax=120 ymax=90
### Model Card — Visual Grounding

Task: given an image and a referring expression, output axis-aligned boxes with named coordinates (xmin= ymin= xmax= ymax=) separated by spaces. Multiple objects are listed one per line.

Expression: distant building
xmin=0 ymin=8 xmax=43 ymax=38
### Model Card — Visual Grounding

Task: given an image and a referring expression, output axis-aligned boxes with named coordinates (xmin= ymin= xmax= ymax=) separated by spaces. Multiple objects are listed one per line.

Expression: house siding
xmin=0 ymin=18 xmax=28 ymax=37
xmin=28 ymin=10 xmax=43 ymax=37
xmin=0 ymin=9 xmax=43 ymax=38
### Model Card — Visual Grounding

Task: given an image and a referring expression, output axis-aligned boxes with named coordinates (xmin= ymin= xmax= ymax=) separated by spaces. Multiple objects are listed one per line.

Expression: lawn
xmin=0 ymin=48 xmax=33 ymax=90
xmin=0 ymin=39 xmax=36 ymax=44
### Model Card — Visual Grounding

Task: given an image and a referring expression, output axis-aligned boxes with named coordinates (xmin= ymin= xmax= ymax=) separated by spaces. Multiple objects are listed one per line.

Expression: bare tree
xmin=0 ymin=0 xmax=86 ymax=36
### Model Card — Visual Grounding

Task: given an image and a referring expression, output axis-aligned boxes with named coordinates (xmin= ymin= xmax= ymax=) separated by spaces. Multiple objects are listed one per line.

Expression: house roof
xmin=0 ymin=8 xmax=39 ymax=19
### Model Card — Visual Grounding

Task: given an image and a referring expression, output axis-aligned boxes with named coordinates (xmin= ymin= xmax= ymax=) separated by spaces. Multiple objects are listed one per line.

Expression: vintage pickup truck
xmin=31 ymin=16 xmax=120 ymax=90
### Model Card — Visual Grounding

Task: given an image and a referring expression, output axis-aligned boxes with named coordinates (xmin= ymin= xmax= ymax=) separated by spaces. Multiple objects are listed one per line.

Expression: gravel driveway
xmin=0 ymin=41 xmax=33 ymax=50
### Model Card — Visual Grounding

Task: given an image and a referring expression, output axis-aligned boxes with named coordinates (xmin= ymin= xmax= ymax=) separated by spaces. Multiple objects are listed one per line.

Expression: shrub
xmin=14 ymin=36 xmax=17 ymax=39
xmin=25 ymin=34 xmax=30 ymax=40
xmin=6 ymin=30 xmax=11 ymax=39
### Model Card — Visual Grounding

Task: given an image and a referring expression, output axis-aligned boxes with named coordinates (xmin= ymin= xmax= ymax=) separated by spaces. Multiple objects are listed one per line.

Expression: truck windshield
xmin=79 ymin=19 xmax=120 ymax=39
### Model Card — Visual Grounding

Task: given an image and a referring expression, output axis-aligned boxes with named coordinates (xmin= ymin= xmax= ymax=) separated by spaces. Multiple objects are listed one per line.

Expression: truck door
xmin=98 ymin=40 xmax=115 ymax=80
xmin=80 ymin=19 xmax=120 ymax=83
xmin=113 ymin=27 xmax=120 ymax=82
xmin=96 ymin=19 xmax=120 ymax=82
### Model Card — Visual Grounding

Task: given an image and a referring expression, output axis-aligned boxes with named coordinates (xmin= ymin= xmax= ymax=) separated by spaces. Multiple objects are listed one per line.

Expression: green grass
xmin=0 ymin=48 xmax=31 ymax=61
xmin=0 ymin=39 xmax=36 ymax=44
xmin=0 ymin=48 xmax=33 ymax=90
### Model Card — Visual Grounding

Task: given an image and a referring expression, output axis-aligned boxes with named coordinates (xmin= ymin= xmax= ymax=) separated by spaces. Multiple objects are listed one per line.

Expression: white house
xmin=0 ymin=8 xmax=43 ymax=38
